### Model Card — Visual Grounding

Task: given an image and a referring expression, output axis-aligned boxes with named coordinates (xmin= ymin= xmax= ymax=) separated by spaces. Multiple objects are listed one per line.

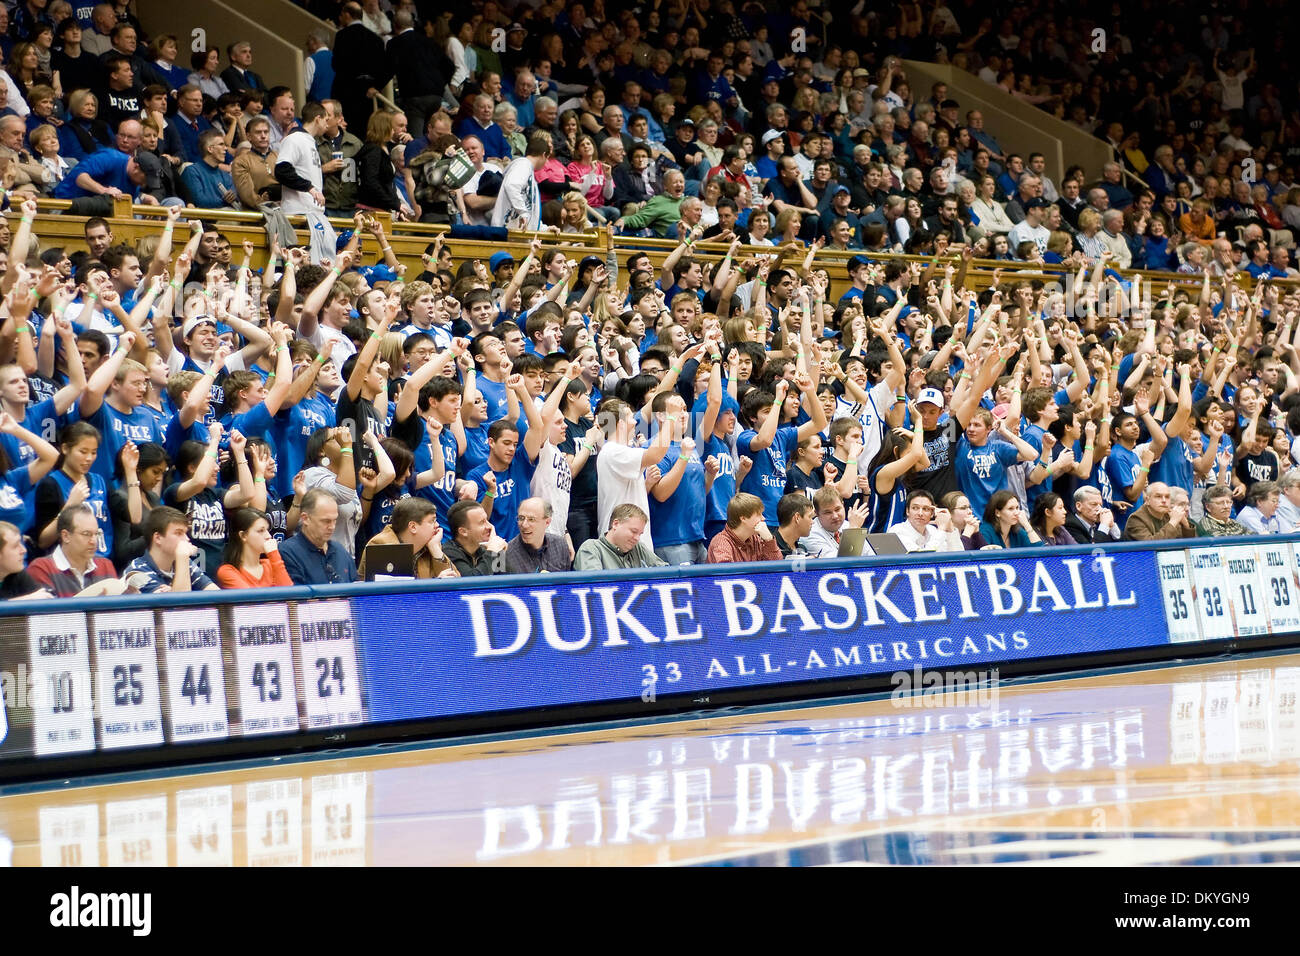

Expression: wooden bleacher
xmin=20 ymin=198 xmax=1298 ymax=304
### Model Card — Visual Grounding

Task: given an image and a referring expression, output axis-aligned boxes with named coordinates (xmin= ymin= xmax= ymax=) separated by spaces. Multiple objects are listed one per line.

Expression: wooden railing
xmin=20 ymin=199 xmax=1297 ymax=303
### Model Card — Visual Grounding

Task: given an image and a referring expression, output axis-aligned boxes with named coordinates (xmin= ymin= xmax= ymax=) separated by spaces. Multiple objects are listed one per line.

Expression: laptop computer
xmin=837 ymin=530 xmax=908 ymax=557
xmin=363 ymin=543 xmax=415 ymax=581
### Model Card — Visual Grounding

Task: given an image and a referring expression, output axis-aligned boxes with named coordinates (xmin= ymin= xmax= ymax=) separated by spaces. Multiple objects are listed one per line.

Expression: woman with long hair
xmin=969 ymin=174 xmax=1014 ymax=235
xmin=566 ymin=134 xmax=608 ymax=210
xmin=560 ymin=380 xmax=600 ymax=548
xmin=356 ymin=110 xmax=412 ymax=217
xmin=108 ymin=441 xmax=166 ymax=569
xmin=554 ymin=109 xmax=580 ymax=164
xmin=299 ymin=425 xmax=363 ymax=557
xmin=216 ymin=508 xmax=292 ymax=588
xmin=1030 ymin=491 xmax=1074 ymax=545
xmin=866 ymin=418 xmax=928 ymax=532
xmin=775 ymin=207 xmax=803 ymax=245
xmin=980 ymin=489 xmax=1041 ymax=549
xmin=164 ymin=428 xmax=260 ymax=573
xmin=784 ymin=431 xmax=828 ymax=496
xmin=34 ymin=421 xmax=112 ymax=556
xmin=9 ymin=41 xmax=55 ymax=99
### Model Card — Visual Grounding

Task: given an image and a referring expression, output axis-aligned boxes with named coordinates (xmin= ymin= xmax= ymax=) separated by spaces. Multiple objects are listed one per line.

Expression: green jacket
xmin=573 ymin=535 xmax=667 ymax=571
xmin=316 ymin=130 xmax=364 ymax=211
xmin=621 ymin=193 xmax=683 ymax=236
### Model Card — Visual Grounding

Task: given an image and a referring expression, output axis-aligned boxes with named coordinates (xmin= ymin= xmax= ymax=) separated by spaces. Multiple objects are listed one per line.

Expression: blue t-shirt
xmin=84 ymin=402 xmax=165 ymax=483
xmin=1021 ymin=422 xmax=1052 ymax=507
xmin=649 ymin=442 xmax=706 ymax=547
xmin=2 ymin=396 xmax=58 ymax=511
xmin=415 ymin=426 xmax=460 ymax=533
xmin=52 ymin=148 xmax=137 ymax=200
xmin=1151 ymin=434 xmax=1193 ymax=496
xmin=701 ymin=433 xmax=736 ymax=528
xmin=955 ymin=435 xmax=1020 ymax=522
xmin=1104 ymin=443 xmax=1143 ymax=530
xmin=164 ymin=415 xmax=210 ymax=461
xmin=0 ymin=465 xmax=34 ymax=531
xmin=467 ymin=451 xmax=539 ymax=540
xmin=737 ymin=424 xmax=799 ymax=525
xmin=476 ymin=375 xmax=509 ymax=423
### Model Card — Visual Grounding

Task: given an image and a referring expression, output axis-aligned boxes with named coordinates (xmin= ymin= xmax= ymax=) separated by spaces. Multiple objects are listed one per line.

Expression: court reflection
xmin=1 ymin=655 xmax=1299 ymax=866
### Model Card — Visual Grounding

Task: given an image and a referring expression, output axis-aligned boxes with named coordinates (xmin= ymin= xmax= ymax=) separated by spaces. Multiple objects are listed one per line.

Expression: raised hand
xmin=66 ymin=478 xmax=89 ymax=508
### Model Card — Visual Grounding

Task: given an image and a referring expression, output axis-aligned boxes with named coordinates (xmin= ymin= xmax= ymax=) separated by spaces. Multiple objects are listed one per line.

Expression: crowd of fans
xmin=0 ymin=0 xmax=1298 ymax=600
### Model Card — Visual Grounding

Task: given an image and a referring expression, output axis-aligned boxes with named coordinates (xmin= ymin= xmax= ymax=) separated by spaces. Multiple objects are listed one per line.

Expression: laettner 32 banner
xmin=0 ymin=541 xmax=1298 ymax=776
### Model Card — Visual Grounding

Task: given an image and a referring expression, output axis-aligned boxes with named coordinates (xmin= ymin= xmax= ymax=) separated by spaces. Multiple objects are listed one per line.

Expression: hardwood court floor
xmin=2 ymin=652 xmax=1299 ymax=866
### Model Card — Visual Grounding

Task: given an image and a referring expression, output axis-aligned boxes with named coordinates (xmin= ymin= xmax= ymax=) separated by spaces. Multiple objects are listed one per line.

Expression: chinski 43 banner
xmin=351 ymin=550 xmax=1168 ymax=723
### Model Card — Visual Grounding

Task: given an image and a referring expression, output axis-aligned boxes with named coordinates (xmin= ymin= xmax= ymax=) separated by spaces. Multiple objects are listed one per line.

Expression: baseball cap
xmin=831 ymin=184 xmax=851 ymax=197
xmin=853 ymin=68 xmax=871 ymax=78
xmin=1024 ymin=197 xmax=1051 ymax=209
xmin=761 ymin=129 xmax=782 ymax=146
xmin=182 ymin=315 xmax=217 ymax=338
xmin=507 ymin=22 xmax=526 ymax=32
xmin=678 ymin=118 xmax=694 ymax=128
xmin=578 ymin=255 xmax=603 ymax=274
xmin=133 ymin=150 xmax=162 ymax=191
xmin=917 ymin=387 xmax=945 ymax=407
xmin=847 ymin=254 xmax=871 ymax=272
xmin=488 ymin=251 xmax=515 ymax=273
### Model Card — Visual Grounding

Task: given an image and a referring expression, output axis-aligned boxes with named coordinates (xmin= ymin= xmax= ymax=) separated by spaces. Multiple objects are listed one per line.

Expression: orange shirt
xmin=216 ymin=551 xmax=294 ymax=589
xmin=1179 ymin=211 xmax=1216 ymax=244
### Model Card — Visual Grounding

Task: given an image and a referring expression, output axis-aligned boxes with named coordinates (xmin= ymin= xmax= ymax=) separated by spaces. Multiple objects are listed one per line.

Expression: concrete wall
xmin=902 ymin=60 xmax=1114 ymax=185
xmin=137 ymin=0 xmax=332 ymax=107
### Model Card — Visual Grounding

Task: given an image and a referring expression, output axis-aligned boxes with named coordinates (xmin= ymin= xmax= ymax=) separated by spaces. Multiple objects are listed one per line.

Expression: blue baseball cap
xmin=489 ymin=251 xmax=516 ymax=273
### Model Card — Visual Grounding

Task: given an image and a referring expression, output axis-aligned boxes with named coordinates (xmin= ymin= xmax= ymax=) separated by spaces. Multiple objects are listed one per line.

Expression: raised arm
xmin=79 ymin=331 xmax=137 ymax=417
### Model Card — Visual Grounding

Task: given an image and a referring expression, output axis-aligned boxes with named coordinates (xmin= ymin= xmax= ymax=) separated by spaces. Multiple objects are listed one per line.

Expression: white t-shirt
xmin=597 ymin=440 xmax=652 ymax=552
xmin=833 ymin=379 xmax=896 ymax=471
xmin=1008 ymin=220 xmax=1050 ymax=255
xmin=277 ymin=130 xmax=324 ymax=216
xmin=530 ymin=440 xmax=573 ymax=537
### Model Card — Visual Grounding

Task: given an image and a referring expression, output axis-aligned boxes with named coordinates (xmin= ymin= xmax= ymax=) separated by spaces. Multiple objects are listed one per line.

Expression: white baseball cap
xmin=917 ymin=387 xmax=945 ymax=407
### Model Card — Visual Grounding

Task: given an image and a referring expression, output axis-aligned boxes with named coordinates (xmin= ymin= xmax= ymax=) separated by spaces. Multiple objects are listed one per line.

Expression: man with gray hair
xmin=81 ymin=3 xmax=116 ymax=57
xmin=1005 ymin=172 xmax=1043 ymax=223
xmin=1275 ymin=470 xmax=1300 ymax=528
xmin=504 ymin=498 xmax=573 ymax=573
xmin=221 ymin=40 xmax=266 ymax=93
xmin=1065 ymin=485 xmax=1120 ymax=543
xmin=304 ymin=29 xmax=334 ymax=104
xmin=1121 ymin=482 xmax=1195 ymax=541
xmin=1237 ymin=480 xmax=1285 ymax=534
xmin=456 ymin=94 xmax=509 ymax=164
xmin=598 ymin=104 xmax=634 ymax=155
xmin=526 ymin=96 xmax=558 ymax=141
xmin=1096 ymin=160 xmax=1134 ymax=209
xmin=1100 ymin=208 xmax=1132 ymax=267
